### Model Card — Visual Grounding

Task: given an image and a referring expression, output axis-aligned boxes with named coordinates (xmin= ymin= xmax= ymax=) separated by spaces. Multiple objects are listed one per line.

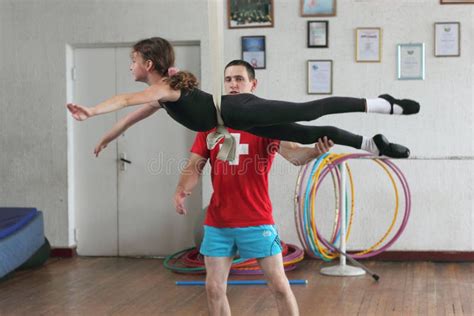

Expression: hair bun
xmin=168 ymin=67 xmax=180 ymax=77
xmin=167 ymin=71 xmax=199 ymax=91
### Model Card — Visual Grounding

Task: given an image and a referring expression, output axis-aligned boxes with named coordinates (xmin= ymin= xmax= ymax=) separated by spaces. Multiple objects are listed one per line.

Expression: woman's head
xmin=132 ymin=37 xmax=198 ymax=90
xmin=132 ymin=37 xmax=175 ymax=77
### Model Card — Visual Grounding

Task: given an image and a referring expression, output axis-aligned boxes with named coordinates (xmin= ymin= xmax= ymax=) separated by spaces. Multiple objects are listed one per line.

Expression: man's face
xmin=224 ymin=65 xmax=257 ymax=95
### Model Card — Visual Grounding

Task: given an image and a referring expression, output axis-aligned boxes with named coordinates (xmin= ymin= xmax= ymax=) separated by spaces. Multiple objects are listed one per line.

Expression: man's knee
xmin=205 ymin=280 xmax=227 ymax=299
xmin=267 ymin=277 xmax=292 ymax=298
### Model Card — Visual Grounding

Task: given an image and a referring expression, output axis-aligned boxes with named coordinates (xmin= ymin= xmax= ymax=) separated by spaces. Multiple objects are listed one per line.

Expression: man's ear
xmin=251 ymin=79 xmax=258 ymax=92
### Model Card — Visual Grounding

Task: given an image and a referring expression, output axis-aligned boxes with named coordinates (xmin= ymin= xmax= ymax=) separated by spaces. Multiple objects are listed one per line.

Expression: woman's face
xmin=129 ymin=51 xmax=148 ymax=82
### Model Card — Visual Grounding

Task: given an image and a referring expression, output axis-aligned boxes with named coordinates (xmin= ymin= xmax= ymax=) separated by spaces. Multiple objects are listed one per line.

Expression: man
xmin=174 ymin=60 xmax=333 ymax=316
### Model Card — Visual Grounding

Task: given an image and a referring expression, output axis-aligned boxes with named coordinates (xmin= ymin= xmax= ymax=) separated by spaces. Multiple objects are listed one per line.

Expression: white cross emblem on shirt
xmin=219 ymin=133 xmax=249 ymax=165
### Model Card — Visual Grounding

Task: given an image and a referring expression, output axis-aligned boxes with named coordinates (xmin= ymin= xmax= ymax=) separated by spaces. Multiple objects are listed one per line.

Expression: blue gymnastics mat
xmin=0 ymin=208 xmax=44 ymax=278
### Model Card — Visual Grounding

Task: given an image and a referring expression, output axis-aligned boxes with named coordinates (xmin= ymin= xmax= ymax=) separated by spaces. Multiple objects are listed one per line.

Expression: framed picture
xmin=355 ymin=28 xmax=382 ymax=62
xmin=242 ymin=36 xmax=266 ymax=69
xmin=440 ymin=0 xmax=474 ymax=3
xmin=301 ymin=0 xmax=336 ymax=16
xmin=307 ymin=60 xmax=333 ymax=94
xmin=397 ymin=43 xmax=425 ymax=80
xmin=434 ymin=22 xmax=460 ymax=57
xmin=228 ymin=0 xmax=274 ymax=29
xmin=308 ymin=21 xmax=329 ymax=48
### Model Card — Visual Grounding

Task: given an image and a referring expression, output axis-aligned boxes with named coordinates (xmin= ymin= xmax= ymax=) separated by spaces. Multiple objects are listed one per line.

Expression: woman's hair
xmin=132 ymin=37 xmax=198 ymax=90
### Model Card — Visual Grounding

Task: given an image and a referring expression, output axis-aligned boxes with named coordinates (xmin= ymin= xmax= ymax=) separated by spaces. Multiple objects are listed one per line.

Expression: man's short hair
xmin=224 ymin=60 xmax=256 ymax=81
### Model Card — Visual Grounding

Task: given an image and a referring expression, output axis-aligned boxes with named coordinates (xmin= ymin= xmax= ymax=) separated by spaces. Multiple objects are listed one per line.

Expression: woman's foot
xmin=378 ymin=94 xmax=420 ymax=115
xmin=372 ymin=134 xmax=410 ymax=158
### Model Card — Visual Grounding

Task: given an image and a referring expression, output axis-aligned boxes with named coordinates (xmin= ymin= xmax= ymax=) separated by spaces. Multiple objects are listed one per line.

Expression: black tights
xmin=221 ymin=94 xmax=366 ymax=147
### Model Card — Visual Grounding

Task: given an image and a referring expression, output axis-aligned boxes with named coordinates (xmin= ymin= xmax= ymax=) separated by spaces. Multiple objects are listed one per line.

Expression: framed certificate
xmin=440 ymin=0 xmax=474 ymax=3
xmin=241 ymin=36 xmax=266 ymax=69
xmin=308 ymin=21 xmax=328 ymax=48
xmin=356 ymin=28 xmax=382 ymax=62
xmin=434 ymin=22 xmax=460 ymax=57
xmin=307 ymin=60 xmax=333 ymax=94
xmin=397 ymin=43 xmax=425 ymax=80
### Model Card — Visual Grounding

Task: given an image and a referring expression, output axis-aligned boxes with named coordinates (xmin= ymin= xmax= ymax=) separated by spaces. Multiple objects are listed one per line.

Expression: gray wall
xmin=0 ymin=0 xmax=472 ymax=251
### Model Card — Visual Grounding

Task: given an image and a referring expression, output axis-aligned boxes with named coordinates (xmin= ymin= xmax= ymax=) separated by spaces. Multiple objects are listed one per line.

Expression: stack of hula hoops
xmin=164 ymin=242 xmax=305 ymax=275
xmin=294 ymin=153 xmax=411 ymax=261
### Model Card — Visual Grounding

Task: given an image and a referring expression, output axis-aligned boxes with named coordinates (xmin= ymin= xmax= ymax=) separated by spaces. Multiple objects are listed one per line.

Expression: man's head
xmin=224 ymin=60 xmax=257 ymax=95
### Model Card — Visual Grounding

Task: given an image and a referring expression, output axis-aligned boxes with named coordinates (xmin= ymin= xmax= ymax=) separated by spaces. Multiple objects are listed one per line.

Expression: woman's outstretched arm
xmin=67 ymin=84 xmax=172 ymax=121
xmin=94 ymin=101 xmax=161 ymax=157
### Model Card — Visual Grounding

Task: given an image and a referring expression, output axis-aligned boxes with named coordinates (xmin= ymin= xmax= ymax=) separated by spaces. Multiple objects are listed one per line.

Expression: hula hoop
xmin=294 ymin=154 xmax=411 ymax=260
xmin=164 ymin=242 xmax=305 ymax=275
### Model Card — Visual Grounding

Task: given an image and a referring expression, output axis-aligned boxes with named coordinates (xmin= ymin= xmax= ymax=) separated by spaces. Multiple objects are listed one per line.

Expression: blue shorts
xmin=200 ymin=225 xmax=282 ymax=259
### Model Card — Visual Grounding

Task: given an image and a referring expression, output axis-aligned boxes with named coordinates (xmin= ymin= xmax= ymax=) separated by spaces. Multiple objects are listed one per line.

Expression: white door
xmin=72 ymin=44 xmax=202 ymax=256
xmin=72 ymin=48 xmax=119 ymax=256
xmin=115 ymin=46 xmax=202 ymax=256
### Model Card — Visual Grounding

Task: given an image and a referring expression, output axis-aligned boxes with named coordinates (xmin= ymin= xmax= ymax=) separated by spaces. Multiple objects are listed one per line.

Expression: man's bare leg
xmin=258 ymin=253 xmax=299 ymax=316
xmin=204 ymin=256 xmax=234 ymax=316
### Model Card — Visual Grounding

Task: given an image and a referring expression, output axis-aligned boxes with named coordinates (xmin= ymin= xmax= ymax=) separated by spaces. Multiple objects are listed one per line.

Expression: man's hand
xmin=174 ymin=187 xmax=191 ymax=215
xmin=314 ymin=136 xmax=334 ymax=155
xmin=67 ymin=103 xmax=94 ymax=121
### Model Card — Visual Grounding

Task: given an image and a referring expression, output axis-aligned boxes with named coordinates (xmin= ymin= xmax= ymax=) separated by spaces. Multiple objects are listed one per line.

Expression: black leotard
xmin=161 ymin=88 xmax=217 ymax=132
xmin=162 ymin=88 xmax=366 ymax=149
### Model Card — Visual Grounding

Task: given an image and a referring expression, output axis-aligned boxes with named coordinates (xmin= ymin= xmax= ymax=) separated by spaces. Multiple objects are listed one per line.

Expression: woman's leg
xmin=247 ymin=123 xmax=410 ymax=158
xmin=222 ymin=94 xmax=366 ymax=130
xmin=221 ymin=93 xmax=420 ymax=131
xmin=247 ymin=123 xmax=363 ymax=148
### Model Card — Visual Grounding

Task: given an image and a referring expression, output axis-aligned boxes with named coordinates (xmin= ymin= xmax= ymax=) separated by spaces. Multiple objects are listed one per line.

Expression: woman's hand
xmin=67 ymin=103 xmax=94 ymax=121
xmin=94 ymin=140 xmax=108 ymax=157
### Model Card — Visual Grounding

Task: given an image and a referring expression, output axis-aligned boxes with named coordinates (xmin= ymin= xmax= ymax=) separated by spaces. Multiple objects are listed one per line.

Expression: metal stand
xmin=320 ymin=162 xmax=365 ymax=277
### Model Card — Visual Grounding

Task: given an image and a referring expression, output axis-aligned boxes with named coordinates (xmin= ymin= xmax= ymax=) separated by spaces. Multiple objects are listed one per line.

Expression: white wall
xmin=0 ymin=0 xmax=472 ymax=251
xmin=220 ymin=0 xmax=474 ymax=251
xmin=0 ymin=0 xmax=213 ymax=247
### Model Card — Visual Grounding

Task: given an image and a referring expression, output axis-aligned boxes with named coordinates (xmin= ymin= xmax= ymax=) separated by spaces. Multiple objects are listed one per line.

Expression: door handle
xmin=119 ymin=153 xmax=131 ymax=171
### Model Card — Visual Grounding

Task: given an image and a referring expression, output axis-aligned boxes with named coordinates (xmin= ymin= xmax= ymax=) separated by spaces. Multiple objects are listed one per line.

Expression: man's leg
xmin=204 ymin=256 xmax=234 ymax=316
xmin=258 ymin=253 xmax=299 ymax=316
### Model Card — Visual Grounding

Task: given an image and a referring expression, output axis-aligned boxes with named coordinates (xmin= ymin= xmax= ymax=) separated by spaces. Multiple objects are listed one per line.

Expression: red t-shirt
xmin=191 ymin=128 xmax=280 ymax=228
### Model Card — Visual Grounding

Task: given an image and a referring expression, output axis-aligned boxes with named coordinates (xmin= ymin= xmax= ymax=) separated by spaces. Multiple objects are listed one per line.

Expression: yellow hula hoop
xmin=312 ymin=154 xmax=356 ymax=259
xmin=294 ymin=157 xmax=341 ymax=258
xmin=303 ymin=154 xmax=399 ymax=259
